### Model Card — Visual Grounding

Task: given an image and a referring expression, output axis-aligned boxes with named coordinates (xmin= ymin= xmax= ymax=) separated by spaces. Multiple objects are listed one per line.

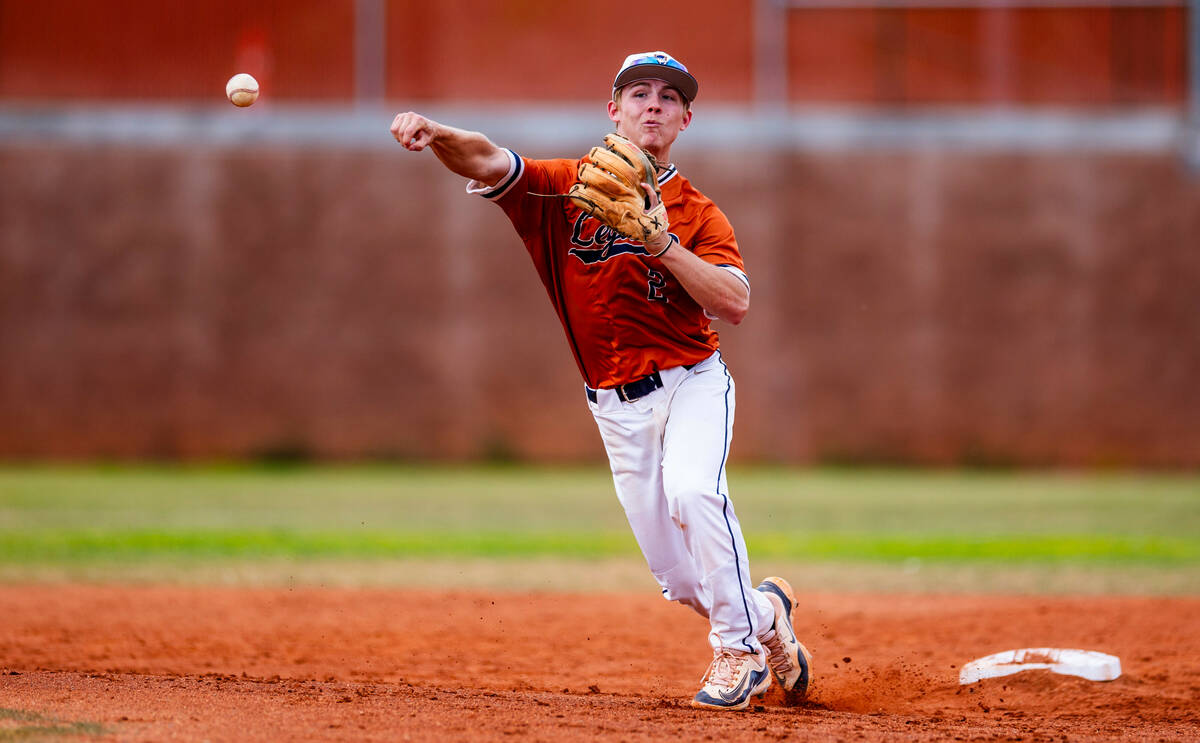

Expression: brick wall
xmin=2 ymin=142 xmax=1198 ymax=465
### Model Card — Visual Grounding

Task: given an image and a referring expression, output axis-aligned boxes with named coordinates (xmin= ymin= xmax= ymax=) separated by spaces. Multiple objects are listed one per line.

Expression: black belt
xmin=585 ymin=363 xmax=697 ymax=404
xmin=586 ymin=371 xmax=664 ymax=404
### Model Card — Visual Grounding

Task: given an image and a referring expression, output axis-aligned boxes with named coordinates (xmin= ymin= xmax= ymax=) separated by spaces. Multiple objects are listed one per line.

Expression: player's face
xmin=607 ymin=80 xmax=692 ymax=160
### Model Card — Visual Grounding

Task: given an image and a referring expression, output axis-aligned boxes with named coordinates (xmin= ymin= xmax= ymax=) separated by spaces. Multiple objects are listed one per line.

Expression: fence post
xmin=1186 ymin=0 xmax=1200 ymax=170
xmin=755 ymin=0 xmax=789 ymax=110
xmin=355 ymin=0 xmax=387 ymax=105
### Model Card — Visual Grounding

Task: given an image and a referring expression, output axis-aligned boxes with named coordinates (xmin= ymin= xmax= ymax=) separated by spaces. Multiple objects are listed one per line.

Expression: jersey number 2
xmin=647 ymin=270 xmax=668 ymax=303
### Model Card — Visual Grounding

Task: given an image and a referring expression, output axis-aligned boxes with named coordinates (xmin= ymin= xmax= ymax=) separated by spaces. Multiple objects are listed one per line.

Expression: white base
xmin=959 ymin=648 xmax=1122 ymax=685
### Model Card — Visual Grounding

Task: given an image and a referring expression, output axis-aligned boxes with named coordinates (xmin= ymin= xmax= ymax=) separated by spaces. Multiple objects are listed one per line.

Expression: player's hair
xmin=613 ymin=84 xmax=692 ymax=112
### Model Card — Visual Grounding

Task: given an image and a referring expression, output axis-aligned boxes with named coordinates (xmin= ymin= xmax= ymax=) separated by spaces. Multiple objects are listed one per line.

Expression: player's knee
xmin=653 ymin=563 xmax=710 ymax=619
xmin=664 ymin=587 xmax=709 ymax=618
xmin=663 ymin=476 xmax=723 ymax=524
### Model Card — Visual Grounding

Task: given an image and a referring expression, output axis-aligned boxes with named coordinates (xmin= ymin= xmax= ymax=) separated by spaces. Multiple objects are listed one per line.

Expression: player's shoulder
xmin=523 ymin=156 xmax=579 ymax=174
xmin=665 ymin=169 xmax=728 ymax=222
xmin=521 ymin=155 xmax=580 ymax=189
xmin=665 ymin=169 xmax=715 ymax=205
xmin=525 ymin=155 xmax=579 ymax=167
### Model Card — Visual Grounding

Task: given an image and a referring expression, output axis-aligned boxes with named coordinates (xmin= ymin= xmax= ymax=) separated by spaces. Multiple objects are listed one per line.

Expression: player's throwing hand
xmin=390 ymin=112 xmax=438 ymax=151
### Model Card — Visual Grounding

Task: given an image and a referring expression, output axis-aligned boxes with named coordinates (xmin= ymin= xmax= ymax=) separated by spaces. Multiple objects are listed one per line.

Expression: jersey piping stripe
xmin=715 ymin=264 xmax=751 ymax=292
xmin=714 ymin=349 xmax=757 ymax=655
xmin=657 ymin=165 xmax=678 ymax=186
xmin=470 ymin=149 xmax=523 ymax=201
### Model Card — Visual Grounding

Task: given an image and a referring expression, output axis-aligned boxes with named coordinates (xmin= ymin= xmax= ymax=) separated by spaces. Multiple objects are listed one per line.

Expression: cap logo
xmin=614 ymin=50 xmax=698 ymax=102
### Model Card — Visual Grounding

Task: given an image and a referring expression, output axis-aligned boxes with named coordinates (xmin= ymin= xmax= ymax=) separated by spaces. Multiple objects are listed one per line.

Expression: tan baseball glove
xmin=567 ymin=133 xmax=669 ymax=252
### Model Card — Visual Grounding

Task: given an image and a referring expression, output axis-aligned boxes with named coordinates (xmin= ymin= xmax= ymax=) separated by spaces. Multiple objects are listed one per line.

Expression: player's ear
xmin=607 ymin=98 xmax=620 ymax=124
xmin=679 ymin=107 xmax=693 ymax=132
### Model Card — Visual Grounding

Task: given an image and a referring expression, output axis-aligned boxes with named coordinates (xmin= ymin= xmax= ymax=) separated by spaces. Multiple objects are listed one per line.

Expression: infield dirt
xmin=1 ymin=585 xmax=1197 ymax=741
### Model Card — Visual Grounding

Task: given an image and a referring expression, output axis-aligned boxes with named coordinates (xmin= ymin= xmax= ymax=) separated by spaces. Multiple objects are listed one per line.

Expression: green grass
xmin=0 ymin=464 xmax=1197 ymax=589
xmin=0 ymin=529 xmax=1195 ymax=564
xmin=0 ymin=708 xmax=105 ymax=741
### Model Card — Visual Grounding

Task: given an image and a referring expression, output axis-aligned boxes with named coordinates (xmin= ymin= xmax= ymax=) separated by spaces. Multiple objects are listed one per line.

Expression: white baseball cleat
xmin=691 ymin=647 xmax=773 ymax=711
xmin=756 ymin=576 xmax=813 ymax=699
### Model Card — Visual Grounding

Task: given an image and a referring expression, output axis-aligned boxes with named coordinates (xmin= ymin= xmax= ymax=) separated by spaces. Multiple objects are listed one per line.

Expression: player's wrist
xmin=647 ymin=234 xmax=674 ymax=258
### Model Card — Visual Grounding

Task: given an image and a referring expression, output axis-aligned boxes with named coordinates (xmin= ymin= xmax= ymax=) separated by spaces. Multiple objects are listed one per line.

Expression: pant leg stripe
xmin=714 ymin=351 xmax=756 ymax=654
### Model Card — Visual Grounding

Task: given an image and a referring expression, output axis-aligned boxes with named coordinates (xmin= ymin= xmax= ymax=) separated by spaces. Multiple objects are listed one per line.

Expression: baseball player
xmin=390 ymin=51 xmax=811 ymax=710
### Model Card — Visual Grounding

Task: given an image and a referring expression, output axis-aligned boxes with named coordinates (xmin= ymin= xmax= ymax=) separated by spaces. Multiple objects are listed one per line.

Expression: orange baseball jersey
xmin=468 ymin=149 xmax=749 ymax=390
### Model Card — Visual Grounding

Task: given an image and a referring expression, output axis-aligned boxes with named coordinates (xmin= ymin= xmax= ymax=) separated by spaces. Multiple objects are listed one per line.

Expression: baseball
xmin=225 ymin=73 xmax=259 ymax=107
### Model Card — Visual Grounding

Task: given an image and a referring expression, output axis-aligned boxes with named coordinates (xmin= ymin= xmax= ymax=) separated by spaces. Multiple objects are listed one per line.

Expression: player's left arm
xmin=654 ymin=240 xmax=749 ymax=324
xmin=643 ymin=187 xmax=749 ymax=325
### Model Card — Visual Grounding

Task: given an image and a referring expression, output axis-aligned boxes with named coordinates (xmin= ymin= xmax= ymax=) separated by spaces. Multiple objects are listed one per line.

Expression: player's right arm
xmin=389 ymin=112 xmax=511 ymax=187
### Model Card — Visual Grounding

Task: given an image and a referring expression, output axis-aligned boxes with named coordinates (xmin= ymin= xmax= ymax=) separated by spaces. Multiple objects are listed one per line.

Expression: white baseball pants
xmin=586 ymin=350 xmax=776 ymax=654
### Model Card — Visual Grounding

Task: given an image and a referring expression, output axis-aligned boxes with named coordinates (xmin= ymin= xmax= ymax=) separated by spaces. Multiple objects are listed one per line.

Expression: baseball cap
xmin=612 ymin=51 xmax=699 ymax=103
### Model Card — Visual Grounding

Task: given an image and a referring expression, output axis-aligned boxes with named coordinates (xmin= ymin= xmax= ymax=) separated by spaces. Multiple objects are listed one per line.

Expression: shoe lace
xmin=702 ymin=649 xmax=746 ymax=689
xmin=760 ymin=627 xmax=794 ymax=674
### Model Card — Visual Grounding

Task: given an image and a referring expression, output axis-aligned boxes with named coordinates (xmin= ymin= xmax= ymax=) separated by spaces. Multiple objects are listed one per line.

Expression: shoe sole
xmin=785 ymin=641 xmax=814 ymax=703
xmin=759 ymin=576 xmax=813 ymax=700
